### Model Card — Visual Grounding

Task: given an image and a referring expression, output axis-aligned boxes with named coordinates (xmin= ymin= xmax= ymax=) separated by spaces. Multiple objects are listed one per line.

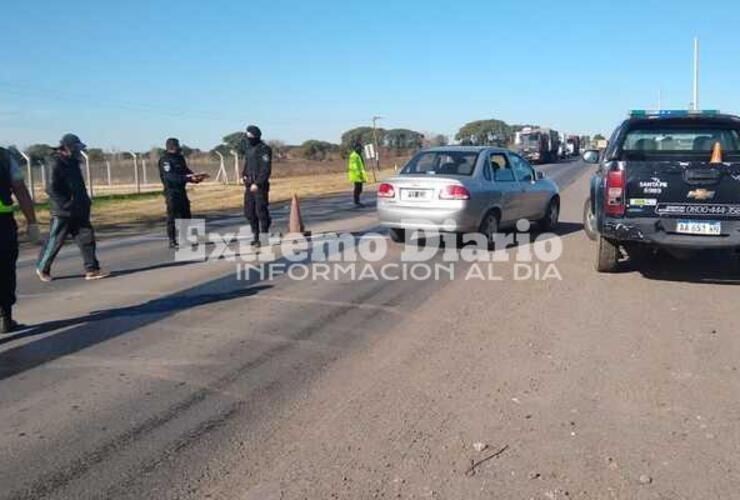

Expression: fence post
xmin=80 ymin=151 xmax=93 ymax=199
xmin=106 ymin=160 xmax=112 ymax=186
xmin=230 ymin=151 xmax=240 ymax=185
xmin=214 ymin=151 xmax=227 ymax=184
xmin=40 ymin=162 xmax=47 ymax=190
xmin=19 ymin=152 xmax=35 ymax=202
xmin=142 ymin=159 xmax=148 ymax=185
xmin=125 ymin=152 xmax=140 ymax=194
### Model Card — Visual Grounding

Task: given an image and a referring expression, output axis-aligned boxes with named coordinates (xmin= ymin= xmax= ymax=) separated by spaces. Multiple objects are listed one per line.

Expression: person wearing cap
xmin=0 ymin=147 xmax=39 ymax=333
xmin=36 ymin=134 xmax=108 ymax=282
xmin=158 ymin=138 xmax=206 ymax=249
xmin=347 ymin=140 xmax=369 ymax=207
xmin=241 ymin=125 xmax=272 ymax=246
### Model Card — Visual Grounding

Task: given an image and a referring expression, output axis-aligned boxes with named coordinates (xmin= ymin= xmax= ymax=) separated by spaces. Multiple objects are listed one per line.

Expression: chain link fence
xmin=22 ymin=154 xmax=358 ymax=202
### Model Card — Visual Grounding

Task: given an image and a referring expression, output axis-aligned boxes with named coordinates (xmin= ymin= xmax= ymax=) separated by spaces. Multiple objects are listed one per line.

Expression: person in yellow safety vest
xmin=347 ymin=141 xmax=369 ymax=207
xmin=0 ymin=147 xmax=39 ymax=334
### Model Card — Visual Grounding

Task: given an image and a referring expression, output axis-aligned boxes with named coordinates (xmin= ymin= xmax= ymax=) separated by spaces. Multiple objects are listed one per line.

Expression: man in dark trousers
xmin=242 ymin=125 xmax=272 ymax=247
xmin=0 ymin=147 xmax=39 ymax=333
xmin=36 ymin=134 xmax=108 ymax=282
xmin=158 ymin=138 xmax=206 ymax=249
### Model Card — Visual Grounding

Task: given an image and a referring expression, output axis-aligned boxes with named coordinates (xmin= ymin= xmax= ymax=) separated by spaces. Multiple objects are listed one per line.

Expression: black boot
xmin=0 ymin=307 xmax=16 ymax=335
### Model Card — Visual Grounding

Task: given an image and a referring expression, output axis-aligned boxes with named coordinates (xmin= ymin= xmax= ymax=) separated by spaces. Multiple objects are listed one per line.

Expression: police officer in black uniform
xmin=242 ymin=125 xmax=272 ymax=246
xmin=36 ymin=134 xmax=108 ymax=282
xmin=158 ymin=138 xmax=205 ymax=249
xmin=0 ymin=148 xmax=39 ymax=333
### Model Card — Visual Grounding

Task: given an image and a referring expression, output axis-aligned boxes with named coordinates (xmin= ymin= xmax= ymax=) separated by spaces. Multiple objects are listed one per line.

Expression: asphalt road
xmin=3 ymin=159 xmax=739 ymax=500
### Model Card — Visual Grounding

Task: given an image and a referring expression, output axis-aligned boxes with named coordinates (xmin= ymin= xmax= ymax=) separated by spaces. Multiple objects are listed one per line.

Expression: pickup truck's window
xmin=402 ymin=151 xmax=479 ymax=176
xmin=623 ymin=128 xmax=740 ymax=157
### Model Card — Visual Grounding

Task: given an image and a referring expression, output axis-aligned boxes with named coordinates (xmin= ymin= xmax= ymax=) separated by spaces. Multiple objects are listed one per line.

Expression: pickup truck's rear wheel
xmin=595 ymin=236 xmax=620 ymax=273
xmin=388 ymin=228 xmax=405 ymax=243
xmin=583 ymin=198 xmax=598 ymax=241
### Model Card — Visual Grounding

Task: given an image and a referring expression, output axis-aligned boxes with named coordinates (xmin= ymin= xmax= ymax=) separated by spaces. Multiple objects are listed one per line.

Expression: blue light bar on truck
xmin=629 ymin=110 xmax=720 ymax=118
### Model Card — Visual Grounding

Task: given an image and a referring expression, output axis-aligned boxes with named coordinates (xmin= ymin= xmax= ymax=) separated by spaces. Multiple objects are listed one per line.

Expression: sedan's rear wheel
xmin=389 ymin=228 xmax=405 ymax=243
xmin=479 ymin=211 xmax=500 ymax=248
xmin=540 ymin=198 xmax=560 ymax=231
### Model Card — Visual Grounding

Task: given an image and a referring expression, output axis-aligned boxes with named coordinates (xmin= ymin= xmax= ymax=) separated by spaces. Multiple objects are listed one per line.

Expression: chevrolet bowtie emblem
xmin=687 ymin=189 xmax=716 ymax=201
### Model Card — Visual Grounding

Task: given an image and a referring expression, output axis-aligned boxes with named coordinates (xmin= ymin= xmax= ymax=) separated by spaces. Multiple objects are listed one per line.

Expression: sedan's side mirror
xmin=535 ymin=171 xmax=544 ymax=181
xmin=582 ymin=150 xmax=600 ymax=164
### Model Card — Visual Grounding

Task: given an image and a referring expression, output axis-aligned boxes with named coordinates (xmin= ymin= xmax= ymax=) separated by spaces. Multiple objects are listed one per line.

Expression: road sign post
xmin=363 ymin=144 xmax=378 ymax=183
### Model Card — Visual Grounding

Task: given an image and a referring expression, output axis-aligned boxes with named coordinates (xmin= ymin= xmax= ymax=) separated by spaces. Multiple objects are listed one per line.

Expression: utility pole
xmin=371 ymin=115 xmax=383 ymax=182
xmin=693 ymin=37 xmax=700 ymax=111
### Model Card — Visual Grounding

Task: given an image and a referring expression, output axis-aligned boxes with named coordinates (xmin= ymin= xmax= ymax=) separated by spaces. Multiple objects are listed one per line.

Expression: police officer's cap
xmin=246 ymin=125 xmax=262 ymax=139
xmin=59 ymin=133 xmax=86 ymax=150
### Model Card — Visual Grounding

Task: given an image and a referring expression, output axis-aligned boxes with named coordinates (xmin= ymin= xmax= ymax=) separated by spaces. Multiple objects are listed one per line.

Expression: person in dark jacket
xmin=0 ymin=147 xmax=39 ymax=333
xmin=158 ymin=138 xmax=206 ymax=248
xmin=242 ymin=125 xmax=272 ymax=246
xmin=36 ymin=134 xmax=108 ymax=282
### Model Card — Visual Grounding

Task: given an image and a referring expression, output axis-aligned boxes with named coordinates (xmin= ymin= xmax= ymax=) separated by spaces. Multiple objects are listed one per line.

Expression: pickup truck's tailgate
xmin=625 ymin=160 xmax=740 ymax=218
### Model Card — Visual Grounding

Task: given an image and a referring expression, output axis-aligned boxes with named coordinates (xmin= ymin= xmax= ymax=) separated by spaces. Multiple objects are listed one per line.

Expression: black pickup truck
xmin=583 ymin=110 xmax=740 ymax=272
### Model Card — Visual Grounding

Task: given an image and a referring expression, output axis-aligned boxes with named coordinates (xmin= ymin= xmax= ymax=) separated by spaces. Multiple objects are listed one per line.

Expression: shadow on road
xmin=630 ymin=250 xmax=740 ymax=285
xmin=407 ymin=221 xmax=584 ymax=250
xmin=0 ymin=273 xmax=273 ymax=380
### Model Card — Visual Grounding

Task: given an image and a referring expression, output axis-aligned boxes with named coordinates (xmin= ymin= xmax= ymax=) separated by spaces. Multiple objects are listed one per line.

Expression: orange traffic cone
xmin=710 ymin=141 xmax=723 ymax=164
xmin=288 ymin=194 xmax=310 ymax=236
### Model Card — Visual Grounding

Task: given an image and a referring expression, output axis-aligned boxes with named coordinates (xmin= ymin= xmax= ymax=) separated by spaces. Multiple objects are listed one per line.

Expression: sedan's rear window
xmin=622 ymin=127 xmax=740 ymax=159
xmin=402 ymin=151 xmax=479 ymax=176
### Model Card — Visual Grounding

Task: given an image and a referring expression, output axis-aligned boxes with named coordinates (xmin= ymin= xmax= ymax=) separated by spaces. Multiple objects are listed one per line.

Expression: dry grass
xmin=21 ymin=167 xmax=397 ymax=237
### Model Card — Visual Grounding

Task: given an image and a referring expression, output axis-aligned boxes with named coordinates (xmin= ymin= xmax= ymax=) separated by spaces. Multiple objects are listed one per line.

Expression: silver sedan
xmin=377 ymin=146 xmax=560 ymax=243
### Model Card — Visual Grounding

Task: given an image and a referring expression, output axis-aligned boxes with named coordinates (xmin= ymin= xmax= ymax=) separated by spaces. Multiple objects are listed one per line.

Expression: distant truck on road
xmin=565 ymin=135 xmax=581 ymax=157
xmin=516 ymin=127 xmax=560 ymax=164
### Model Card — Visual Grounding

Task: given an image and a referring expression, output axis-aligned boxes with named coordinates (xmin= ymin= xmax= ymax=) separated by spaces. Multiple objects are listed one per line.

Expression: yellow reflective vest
xmin=347 ymin=151 xmax=368 ymax=184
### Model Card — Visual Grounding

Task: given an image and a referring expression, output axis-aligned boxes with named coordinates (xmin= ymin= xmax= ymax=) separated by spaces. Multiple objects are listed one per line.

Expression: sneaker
xmin=169 ymin=241 xmax=179 ymax=249
xmin=36 ymin=268 xmax=53 ymax=282
xmin=85 ymin=269 xmax=110 ymax=281
xmin=250 ymin=239 xmax=261 ymax=248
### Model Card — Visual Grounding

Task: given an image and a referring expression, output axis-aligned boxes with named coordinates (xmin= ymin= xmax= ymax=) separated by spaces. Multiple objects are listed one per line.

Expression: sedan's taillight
xmin=604 ymin=166 xmax=626 ymax=216
xmin=439 ymin=185 xmax=471 ymax=200
xmin=378 ymin=183 xmax=395 ymax=198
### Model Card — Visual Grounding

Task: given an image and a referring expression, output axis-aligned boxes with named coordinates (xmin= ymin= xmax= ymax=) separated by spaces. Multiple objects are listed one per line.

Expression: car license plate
xmin=400 ymin=189 xmax=432 ymax=201
xmin=675 ymin=220 xmax=721 ymax=236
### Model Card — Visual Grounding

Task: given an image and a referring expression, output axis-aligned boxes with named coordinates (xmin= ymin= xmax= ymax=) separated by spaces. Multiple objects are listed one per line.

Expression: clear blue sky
xmin=2 ymin=0 xmax=739 ymax=151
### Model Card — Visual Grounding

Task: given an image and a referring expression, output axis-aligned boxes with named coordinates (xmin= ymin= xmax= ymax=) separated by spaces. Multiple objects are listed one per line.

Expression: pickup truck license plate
xmin=675 ymin=220 xmax=721 ymax=236
xmin=400 ymin=189 xmax=432 ymax=201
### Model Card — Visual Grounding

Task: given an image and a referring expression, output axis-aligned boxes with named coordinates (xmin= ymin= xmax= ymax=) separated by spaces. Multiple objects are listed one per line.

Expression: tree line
xmin=10 ymin=120 xmax=601 ymax=166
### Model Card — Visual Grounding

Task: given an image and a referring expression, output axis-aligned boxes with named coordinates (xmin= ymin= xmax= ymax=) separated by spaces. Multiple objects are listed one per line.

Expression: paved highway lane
xmin=2 ymin=160 xmax=603 ymax=499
